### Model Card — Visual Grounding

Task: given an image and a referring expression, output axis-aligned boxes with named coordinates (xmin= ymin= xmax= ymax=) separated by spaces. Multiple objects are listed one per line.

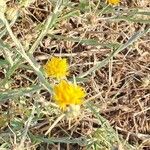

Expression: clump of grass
xmin=0 ymin=0 xmax=150 ymax=150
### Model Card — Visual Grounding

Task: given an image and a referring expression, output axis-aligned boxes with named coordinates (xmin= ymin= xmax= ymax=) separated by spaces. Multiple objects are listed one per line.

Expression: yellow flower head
xmin=53 ymin=80 xmax=86 ymax=111
xmin=107 ymin=0 xmax=120 ymax=5
xmin=44 ymin=57 xmax=69 ymax=79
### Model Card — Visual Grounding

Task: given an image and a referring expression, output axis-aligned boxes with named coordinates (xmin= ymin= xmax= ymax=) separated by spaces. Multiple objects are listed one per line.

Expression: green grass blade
xmin=29 ymin=0 xmax=64 ymax=54
xmin=2 ymin=16 xmax=52 ymax=93
xmin=86 ymin=102 xmax=135 ymax=150
xmin=0 ymin=59 xmax=9 ymax=67
xmin=78 ymin=28 xmax=150 ymax=78
xmin=0 ymin=57 xmax=22 ymax=87
xmin=49 ymin=34 xmax=120 ymax=48
xmin=29 ymin=132 xmax=87 ymax=146
xmin=0 ymin=85 xmax=42 ymax=101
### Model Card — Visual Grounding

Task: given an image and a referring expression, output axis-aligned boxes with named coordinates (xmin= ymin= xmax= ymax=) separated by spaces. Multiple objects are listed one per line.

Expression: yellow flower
xmin=107 ymin=0 xmax=120 ymax=5
xmin=53 ymin=80 xmax=86 ymax=111
xmin=44 ymin=57 xmax=69 ymax=79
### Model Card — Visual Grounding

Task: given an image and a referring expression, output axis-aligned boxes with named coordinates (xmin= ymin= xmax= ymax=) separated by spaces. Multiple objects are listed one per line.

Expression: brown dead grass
xmin=0 ymin=0 xmax=150 ymax=150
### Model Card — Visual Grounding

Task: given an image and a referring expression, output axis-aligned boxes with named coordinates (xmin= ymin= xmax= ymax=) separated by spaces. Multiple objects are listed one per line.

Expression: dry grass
xmin=0 ymin=0 xmax=150 ymax=150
